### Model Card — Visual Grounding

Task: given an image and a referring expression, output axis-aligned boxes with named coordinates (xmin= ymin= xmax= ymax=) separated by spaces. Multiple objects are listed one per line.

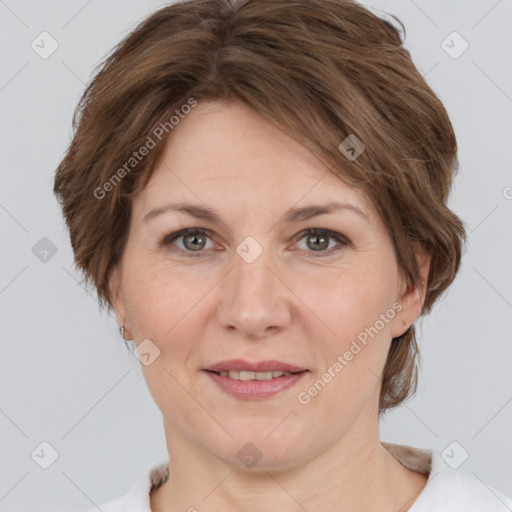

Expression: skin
xmin=110 ymin=99 xmax=431 ymax=512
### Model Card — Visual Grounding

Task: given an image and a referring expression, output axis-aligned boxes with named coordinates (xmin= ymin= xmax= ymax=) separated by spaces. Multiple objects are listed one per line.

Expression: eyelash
xmin=160 ymin=227 xmax=350 ymax=258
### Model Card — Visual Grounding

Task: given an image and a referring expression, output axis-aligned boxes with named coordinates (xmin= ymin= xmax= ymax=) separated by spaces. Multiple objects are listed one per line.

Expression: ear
xmin=109 ymin=266 xmax=133 ymax=340
xmin=391 ymin=244 xmax=431 ymax=338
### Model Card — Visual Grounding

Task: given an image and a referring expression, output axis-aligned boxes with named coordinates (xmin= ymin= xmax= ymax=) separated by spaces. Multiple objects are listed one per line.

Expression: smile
xmin=216 ymin=370 xmax=293 ymax=380
xmin=204 ymin=369 xmax=308 ymax=399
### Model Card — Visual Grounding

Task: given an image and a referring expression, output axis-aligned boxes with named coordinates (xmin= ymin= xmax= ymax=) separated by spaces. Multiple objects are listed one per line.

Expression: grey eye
xmin=181 ymin=232 xmax=208 ymax=251
xmin=304 ymin=232 xmax=330 ymax=251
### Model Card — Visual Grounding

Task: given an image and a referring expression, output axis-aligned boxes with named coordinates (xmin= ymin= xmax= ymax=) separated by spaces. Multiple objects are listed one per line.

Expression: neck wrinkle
xmin=153 ymin=409 xmax=405 ymax=512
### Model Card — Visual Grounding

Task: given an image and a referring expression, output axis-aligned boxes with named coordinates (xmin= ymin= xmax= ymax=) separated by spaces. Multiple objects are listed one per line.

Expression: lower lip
xmin=204 ymin=370 xmax=308 ymax=399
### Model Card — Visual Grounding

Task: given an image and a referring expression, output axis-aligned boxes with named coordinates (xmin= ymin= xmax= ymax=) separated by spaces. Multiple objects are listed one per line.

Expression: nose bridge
xmin=216 ymin=234 xmax=290 ymax=336
xmin=234 ymin=237 xmax=274 ymax=295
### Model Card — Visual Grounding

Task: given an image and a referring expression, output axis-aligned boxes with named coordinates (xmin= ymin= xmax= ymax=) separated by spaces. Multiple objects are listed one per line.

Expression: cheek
xmin=122 ymin=258 xmax=198 ymax=339
xmin=303 ymin=262 xmax=398 ymax=403
xmin=123 ymin=266 xmax=204 ymax=413
xmin=302 ymin=262 xmax=397 ymax=342
xmin=122 ymin=260 xmax=210 ymax=395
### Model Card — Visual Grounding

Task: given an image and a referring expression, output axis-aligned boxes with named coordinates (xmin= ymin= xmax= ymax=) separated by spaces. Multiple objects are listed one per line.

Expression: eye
xmin=161 ymin=228 xmax=217 ymax=257
xmin=161 ymin=227 xmax=349 ymax=257
xmin=294 ymin=228 xmax=349 ymax=256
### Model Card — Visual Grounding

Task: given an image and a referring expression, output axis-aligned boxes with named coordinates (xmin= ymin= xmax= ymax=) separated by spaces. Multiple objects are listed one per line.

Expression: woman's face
xmin=110 ymin=100 xmax=427 ymax=470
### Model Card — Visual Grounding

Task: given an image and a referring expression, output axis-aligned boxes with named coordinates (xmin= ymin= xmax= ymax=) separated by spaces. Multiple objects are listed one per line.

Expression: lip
xmin=204 ymin=370 xmax=308 ymax=399
xmin=205 ymin=359 xmax=307 ymax=373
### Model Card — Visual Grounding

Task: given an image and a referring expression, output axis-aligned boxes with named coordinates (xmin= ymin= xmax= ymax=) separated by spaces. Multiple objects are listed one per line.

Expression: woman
xmin=53 ymin=0 xmax=512 ymax=510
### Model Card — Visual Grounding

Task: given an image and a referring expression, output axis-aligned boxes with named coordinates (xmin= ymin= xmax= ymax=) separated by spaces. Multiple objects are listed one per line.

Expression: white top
xmin=86 ymin=443 xmax=512 ymax=511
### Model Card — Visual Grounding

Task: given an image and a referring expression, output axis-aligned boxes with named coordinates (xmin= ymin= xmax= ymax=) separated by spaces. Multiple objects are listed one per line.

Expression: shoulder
xmin=414 ymin=466 xmax=512 ymax=511
xmin=84 ymin=494 xmax=135 ymax=512
xmin=383 ymin=442 xmax=512 ymax=512
xmin=82 ymin=482 xmax=147 ymax=512
xmin=83 ymin=460 xmax=169 ymax=512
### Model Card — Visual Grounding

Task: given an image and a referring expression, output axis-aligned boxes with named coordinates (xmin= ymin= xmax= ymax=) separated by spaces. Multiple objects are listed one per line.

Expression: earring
xmin=402 ymin=320 xmax=409 ymax=331
xmin=119 ymin=324 xmax=131 ymax=350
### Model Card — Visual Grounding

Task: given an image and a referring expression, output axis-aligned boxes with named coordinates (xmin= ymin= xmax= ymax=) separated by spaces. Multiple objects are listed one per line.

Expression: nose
xmin=215 ymin=242 xmax=292 ymax=340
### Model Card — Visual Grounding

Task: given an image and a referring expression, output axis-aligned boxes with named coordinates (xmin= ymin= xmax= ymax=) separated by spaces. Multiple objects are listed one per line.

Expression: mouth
xmin=203 ymin=359 xmax=309 ymax=399
xmin=205 ymin=359 xmax=307 ymax=374
xmin=207 ymin=370 xmax=300 ymax=381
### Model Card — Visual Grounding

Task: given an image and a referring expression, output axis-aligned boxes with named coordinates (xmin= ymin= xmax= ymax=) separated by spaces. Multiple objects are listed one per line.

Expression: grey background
xmin=0 ymin=0 xmax=511 ymax=510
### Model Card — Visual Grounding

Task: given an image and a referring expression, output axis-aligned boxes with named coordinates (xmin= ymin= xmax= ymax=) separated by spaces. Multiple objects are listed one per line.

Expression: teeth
xmin=218 ymin=370 xmax=292 ymax=380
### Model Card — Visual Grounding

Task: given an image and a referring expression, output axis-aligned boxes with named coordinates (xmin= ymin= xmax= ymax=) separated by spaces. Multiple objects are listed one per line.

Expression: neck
xmin=151 ymin=413 xmax=426 ymax=512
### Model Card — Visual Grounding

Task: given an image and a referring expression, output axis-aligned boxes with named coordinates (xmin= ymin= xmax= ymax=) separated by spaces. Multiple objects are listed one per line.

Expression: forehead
xmin=135 ymin=100 xmax=375 ymax=222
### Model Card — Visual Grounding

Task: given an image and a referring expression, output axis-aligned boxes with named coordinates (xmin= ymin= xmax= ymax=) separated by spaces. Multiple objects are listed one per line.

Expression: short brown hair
xmin=53 ymin=0 xmax=466 ymax=413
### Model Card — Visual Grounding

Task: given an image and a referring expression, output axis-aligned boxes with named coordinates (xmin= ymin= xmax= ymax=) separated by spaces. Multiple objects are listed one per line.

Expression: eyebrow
xmin=142 ymin=201 xmax=369 ymax=226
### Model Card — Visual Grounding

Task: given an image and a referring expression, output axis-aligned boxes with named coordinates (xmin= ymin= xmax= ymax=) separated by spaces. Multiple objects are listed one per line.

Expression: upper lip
xmin=205 ymin=359 xmax=307 ymax=373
